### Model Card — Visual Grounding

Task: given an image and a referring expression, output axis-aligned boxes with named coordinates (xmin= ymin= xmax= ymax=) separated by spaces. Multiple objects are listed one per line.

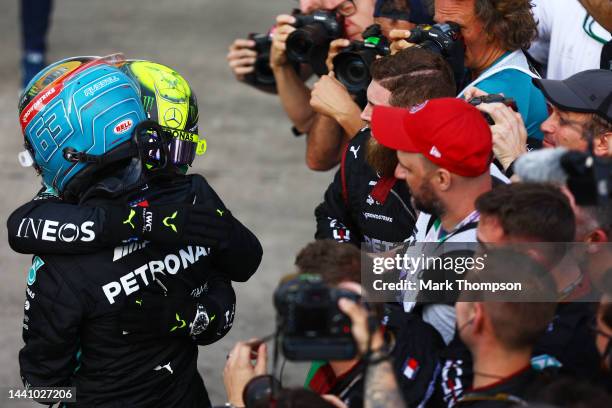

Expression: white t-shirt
xmin=529 ymin=0 xmax=610 ymax=80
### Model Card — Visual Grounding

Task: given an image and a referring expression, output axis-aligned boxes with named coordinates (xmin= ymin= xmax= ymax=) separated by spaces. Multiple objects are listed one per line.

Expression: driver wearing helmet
xmin=14 ymin=56 xmax=262 ymax=407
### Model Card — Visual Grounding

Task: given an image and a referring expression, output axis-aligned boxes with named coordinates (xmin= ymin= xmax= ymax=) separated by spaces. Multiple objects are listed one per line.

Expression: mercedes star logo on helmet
xmin=164 ymin=108 xmax=183 ymax=128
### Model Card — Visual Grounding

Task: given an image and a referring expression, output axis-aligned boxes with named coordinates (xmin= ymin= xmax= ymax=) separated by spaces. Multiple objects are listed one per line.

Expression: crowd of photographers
xmin=7 ymin=0 xmax=612 ymax=407
xmin=221 ymin=0 xmax=612 ymax=407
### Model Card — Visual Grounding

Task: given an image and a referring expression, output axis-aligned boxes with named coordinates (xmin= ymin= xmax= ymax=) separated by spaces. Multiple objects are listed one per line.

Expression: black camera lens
xmin=334 ymin=49 xmax=379 ymax=93
xmin=346 ymin=60 xmax=368 ymax=83
xmin=287 ymin=24 xmax=328 ymax=63
xmin=335 ymin=54 xmax=370 ymax=91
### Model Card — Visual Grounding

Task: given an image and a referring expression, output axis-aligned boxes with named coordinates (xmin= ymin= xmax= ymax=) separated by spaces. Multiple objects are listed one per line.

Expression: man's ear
xmin=594 ymin=132 xmax=611 ymax=157
xmin=472 ymin=302 xmax=486 ymax=334
xmin=585 ymin=228 xmax=608 ymax=243
xmin=436 ymin=168 xmax=452 ymax=191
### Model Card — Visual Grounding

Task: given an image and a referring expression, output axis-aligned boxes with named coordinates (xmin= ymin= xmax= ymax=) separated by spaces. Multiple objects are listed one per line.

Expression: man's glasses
xmin=337 ymin=0 xmax=357 ymax=17
xmin=292 ymin=0 xmax=356 ymax=17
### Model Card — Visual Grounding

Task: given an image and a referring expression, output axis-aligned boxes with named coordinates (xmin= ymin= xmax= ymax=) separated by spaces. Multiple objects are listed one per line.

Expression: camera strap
xmin=328 ymin=360 xmax=366 ymax=402
xmin=457 ymin=50 xmax=540 ymax=99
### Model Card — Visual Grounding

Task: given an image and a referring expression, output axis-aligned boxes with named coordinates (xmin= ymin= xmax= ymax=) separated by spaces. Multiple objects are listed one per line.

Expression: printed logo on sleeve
xmin=27 ymin=256 xmax=45 ymax=286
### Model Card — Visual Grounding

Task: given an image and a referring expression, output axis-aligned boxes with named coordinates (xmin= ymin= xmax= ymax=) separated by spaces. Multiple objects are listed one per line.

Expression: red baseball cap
xmin=371 ymin=98 xmax=493 ymax=177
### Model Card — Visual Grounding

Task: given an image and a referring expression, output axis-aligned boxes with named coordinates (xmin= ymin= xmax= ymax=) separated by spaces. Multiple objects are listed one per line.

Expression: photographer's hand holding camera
xmin=466 ymin=87 xmax=528 ymax=172
xmin=388 ymin=28 xmax=414 ymax=54
xmin=223 ymin=340 xmax=268 ymax=407
xmin=227 ymin=38 xmax=257 ymax=81
xmin=270 ymin=13 xmax=318 ymax=136
xmin=268 ymin=2 xmax=375 ymax=170
xmin=310 ymin=72 xmax=365 ymax=145
xmin=337 ymin=297 xmax=406 ymax=408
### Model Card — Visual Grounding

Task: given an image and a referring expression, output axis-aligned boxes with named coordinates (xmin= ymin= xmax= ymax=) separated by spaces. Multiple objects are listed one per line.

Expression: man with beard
xmin=314 ymin=49 xmax=461 ymax=407
xmin=370 ymin=97 xmax=493 ymax=348
xmin=314 ymin=47 xmax=456 ymax=253
xmin=372 ymin=98 xmax=493 ymax=247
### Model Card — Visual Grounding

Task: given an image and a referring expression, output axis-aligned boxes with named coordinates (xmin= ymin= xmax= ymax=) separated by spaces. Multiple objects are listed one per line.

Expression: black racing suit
xmin=7 ymin=174 xmax=262 ymax=282
xmin=17 ymin=174 xmax=262 ymax=407
xmin=314 ymin=128 xmax=416 ymax=252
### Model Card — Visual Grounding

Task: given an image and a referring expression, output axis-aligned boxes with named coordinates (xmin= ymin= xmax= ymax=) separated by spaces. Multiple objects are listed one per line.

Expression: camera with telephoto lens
xmin=406 ymin=22 xmax=461 ymax=56
xmin=468 ymin=94 xmax=519 ymax=125
xmin=286 ymin=10 xmax=343 ymax=75
xmin=273 ymin=274 xmax=359 ymax=361
xmin=245 ymin=32 xmax=275 ymax=87
xmin=333 ymin=24 xmax=390 ymax=94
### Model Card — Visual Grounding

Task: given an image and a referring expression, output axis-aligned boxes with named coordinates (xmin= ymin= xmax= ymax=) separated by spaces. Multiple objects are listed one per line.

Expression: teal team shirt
xmin=466 ymin=53 xmax=549 ymax=141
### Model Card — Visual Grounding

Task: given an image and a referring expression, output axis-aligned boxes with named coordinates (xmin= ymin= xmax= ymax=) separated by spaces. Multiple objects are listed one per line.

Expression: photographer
xmin=223 ymin=240 xmax=367 ymax=408
xmin=314 ymin=47 xmax=456 ymax=252
xmin=470 ymin=69 xmax=612 ymax=175
xmin=223 ymin=240 xmax=446 ymax=407
xmin=307 ymin=1 xmax=422 ymax=168
xmin=224 ymin=240 xmax=402 ymax=407
xmin=221 ymin=295 xmax=404 ymax=408
xmin=270 ymin=1 xmax=375 ymax=142
xmin=292 ymin=240 xmax=379 ymax=407
xmin=391 ymin=0 xmax=549 ymax=143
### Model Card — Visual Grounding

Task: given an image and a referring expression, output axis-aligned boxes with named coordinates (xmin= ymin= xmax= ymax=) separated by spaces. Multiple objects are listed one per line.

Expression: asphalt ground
xmin=0 ymin=0 xmax=332 ymax=405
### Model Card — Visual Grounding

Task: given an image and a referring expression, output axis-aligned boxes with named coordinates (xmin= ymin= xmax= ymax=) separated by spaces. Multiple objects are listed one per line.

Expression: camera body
xmin=468 ymin=94 xmax=519 ymax=125
xmin=333 ymin=24 xmax=390 ymax=94
xmin=286 ymin=10 xmax=343 ymax=75
xmin=407 ymin=22 xmax=461 ymax=57
xmin=274 ymin=274 xmax=359 ymax=361
xmin=246 ymin=32 xmax=275 ymax=87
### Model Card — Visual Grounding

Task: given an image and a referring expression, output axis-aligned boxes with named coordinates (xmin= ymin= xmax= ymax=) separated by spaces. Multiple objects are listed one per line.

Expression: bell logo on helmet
xmin=113 ymin=119 xmax=133 ymax=135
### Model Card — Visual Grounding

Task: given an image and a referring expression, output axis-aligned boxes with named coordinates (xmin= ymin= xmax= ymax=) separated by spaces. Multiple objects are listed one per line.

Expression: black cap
xmin=533 ymin=69 xmax=612 ymax=122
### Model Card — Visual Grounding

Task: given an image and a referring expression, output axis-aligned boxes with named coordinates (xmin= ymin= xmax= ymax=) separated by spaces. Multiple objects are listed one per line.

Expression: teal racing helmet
xmin=18 ymin=55 xmax=147 ymax=196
